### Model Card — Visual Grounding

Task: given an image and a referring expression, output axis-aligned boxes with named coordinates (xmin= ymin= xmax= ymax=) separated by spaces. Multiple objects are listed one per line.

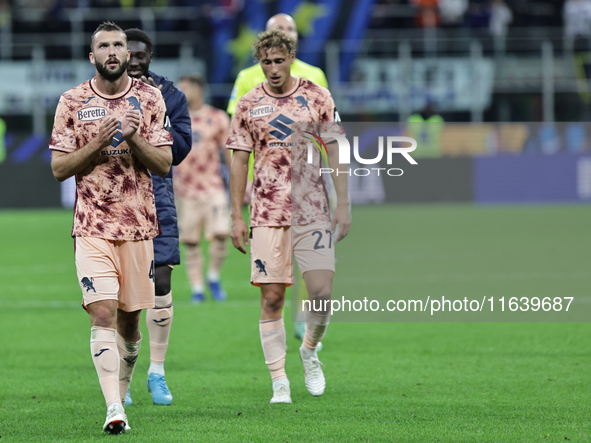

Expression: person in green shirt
xmin=0 ymin=117 xmax=6 ymax=164
xmin=227 ymin=13 xmax=329 ymax=345
xmin=406 ymin=104 xmax=444 ymax=158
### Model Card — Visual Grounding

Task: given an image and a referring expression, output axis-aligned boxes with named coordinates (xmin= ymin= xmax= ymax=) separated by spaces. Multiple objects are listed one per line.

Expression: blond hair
xmin=253 ymin=29 xmax=296 ymax=60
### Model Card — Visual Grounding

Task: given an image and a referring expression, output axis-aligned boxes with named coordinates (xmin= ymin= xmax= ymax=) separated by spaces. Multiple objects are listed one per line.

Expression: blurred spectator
xmin=564 ymin=0 xmax=591 ymax=39
xmin=0 ymin=0 xmax=11 ymax=30
xmin=413 ymin=0 xmax=440 ymax=27
xmin=439 ymin=0 xmax=467 ymax=27
xmin=466 ymin=0 xmax=490 ymax=28
xmin=489 ymin=0 xmax=512 ymax=37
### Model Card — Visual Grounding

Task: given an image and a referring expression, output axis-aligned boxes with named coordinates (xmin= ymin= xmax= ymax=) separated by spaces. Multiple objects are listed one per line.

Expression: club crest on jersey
xmin=249 ymin=105 xmax=275 ymax=119
xmin=77 ymin=106 xmax=107 ymax=121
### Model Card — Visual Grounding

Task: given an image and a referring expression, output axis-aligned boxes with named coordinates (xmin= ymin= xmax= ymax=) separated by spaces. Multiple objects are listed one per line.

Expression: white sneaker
xmin=299 ymin=345 xmax=325 ymax=396
xmin=103 ymin=402 xmax=127 ymax=434
xmin=270 ymin=379 xmax=292 ymax=404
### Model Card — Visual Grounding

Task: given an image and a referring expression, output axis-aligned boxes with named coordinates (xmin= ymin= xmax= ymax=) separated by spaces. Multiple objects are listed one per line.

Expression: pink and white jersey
xmin=226 ymin=78 xmax=336 ymax=227
xmin=49 ymin=77 xmax=173 ymax=241
xmin=173 ymin=104 xmax=229 ymax=199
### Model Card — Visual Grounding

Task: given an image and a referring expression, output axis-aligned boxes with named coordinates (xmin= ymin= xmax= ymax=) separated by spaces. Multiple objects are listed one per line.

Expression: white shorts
xmin=250 ymin=222 xmax=335 ymax=286
xmin=75 ymin=237 xmax=155 ymax=312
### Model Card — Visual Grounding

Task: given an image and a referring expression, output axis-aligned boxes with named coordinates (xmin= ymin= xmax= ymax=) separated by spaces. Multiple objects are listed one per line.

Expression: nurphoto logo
xmin=304 ymin=132 xmax=418 ymax=177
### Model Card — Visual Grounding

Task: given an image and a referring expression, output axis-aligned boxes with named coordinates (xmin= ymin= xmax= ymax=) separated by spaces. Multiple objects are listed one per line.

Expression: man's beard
xmin=96 ymin=58 xmax=129 ymax=82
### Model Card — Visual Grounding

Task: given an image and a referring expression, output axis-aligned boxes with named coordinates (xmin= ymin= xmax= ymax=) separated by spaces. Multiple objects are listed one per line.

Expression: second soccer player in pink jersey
xmin=49 ymin=21 xmax=172 ymax=434
xmin=227 ymin=29 xmax=351 ymax=404
xmin=175 ymin=74 xmax=232 ymax=302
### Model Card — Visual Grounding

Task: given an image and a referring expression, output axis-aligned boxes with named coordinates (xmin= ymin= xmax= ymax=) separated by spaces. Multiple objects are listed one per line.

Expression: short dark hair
xmin=90 ymin=21 xmax=125 ymax=51
xmin=178 ymin=74 xmax=206 ymax=88
xmin=124 ymin=28 xmax=153 ymax=54
xmin=253 ymin=29 xmax=296 ymax=60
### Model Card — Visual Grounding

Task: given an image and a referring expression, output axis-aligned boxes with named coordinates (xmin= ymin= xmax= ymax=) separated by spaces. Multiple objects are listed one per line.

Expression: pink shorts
xmin=250 ymin=222 xmax=335 ymax=286
xmin=178 ymin=193 xmax=230 ymax=243
xmin=75 ymin=237 xmax=155 ymax=312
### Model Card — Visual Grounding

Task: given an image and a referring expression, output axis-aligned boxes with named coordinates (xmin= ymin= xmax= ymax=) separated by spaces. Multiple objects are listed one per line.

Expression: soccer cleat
xmin=147 ymin=373 xmax=173 ymax=405
xmin=270 ymin=379 xmax=292 ymax=404
xmin=208 ymin=280 xmax=227 ymax=301
xmin=191 ymin=291 xmax=205 ymax=303
xmin=299 ymin=345 xmax=325 ymax=396
xmin=125 ymin=388 xmax=132 ymax=406
xmin=103 ymin=402 xmax=127 ymax=434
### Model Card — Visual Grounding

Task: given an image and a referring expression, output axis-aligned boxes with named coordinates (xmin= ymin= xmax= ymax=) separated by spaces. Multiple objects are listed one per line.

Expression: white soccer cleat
xmin=299 ymin=345 xmax=325 ymax=396
xmin=270 ymin=379 xmax=292 ymax=404
xmin=103 ymin=402 xmax=127 ymax=434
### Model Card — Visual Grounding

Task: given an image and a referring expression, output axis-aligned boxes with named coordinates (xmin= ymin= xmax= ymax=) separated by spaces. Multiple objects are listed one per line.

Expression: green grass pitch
xmin=0 ymin=204 xmax=590 ymax=441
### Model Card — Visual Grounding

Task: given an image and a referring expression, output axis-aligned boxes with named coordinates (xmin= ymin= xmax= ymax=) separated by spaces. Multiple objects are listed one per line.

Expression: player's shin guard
xmin=90 ymin=326 xmax=121 ymax=406
xmin=116 ymin=332 xmax=142 ymax=402
xmin=208 ymin=238 xmax=228 ymax=275
xmin=146 ymin=292 xmax=173 ymax=366
xmin=303 ymin=310 xmax=330 ymax=351
xmin=185 ymin=245 xmax=204 ymax=287
xmin=259 ymin=318 xmax=287 ymax=382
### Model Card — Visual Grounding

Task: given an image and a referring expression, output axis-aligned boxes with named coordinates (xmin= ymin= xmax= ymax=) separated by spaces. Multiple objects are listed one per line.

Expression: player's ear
xmin=89 ymin=52 xmax=96 ymax=66
xmin=126 ymin=50 xmax=131 ymax=62
xmin=289 ymin=52 xmax=296 ymax=64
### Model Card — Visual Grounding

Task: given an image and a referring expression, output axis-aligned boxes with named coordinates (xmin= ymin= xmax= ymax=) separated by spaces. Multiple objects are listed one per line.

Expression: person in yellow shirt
xmin=406 ymin=103 xmax=444 ymax=158
xmin=227 ymin=13 xmax=330 ymax=345
xmin=0 ymin=117 xmax=6 ymax=164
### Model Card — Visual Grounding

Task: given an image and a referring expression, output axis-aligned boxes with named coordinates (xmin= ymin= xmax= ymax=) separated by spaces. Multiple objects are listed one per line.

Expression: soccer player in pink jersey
xmin=175 ymin=74 xmax=233 ymax=303
xmin=227 ymin=29 xmax=351 ymax=404
xmin=49 ymin=21 xmax=173 ymax=434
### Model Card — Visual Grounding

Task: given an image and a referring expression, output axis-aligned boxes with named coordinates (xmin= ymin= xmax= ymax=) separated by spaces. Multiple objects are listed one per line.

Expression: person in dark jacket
xmin=124 ymin=28 xmax=192 ymax=406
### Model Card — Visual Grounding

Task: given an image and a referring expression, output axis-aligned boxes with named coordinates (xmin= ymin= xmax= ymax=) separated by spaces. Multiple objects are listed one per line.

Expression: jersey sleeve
xmin=49 ymin=96 xmax=77 ymax=153
xmin=319 ymin=91 xmax=345 ymax=155
xmin=216 ymin=110 xmax=231 ymax=150
xmin=320 ymin=92 xmax=337 ymax=123
xmin=226 ymin=99 xmax=253 ymax=152
xmin=148 ymin=92 xmax=174 ymax=147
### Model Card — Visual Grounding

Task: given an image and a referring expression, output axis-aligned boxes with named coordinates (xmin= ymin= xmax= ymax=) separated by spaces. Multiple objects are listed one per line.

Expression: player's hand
xmin=140 ymin=75 xmax=163 ymax=91
xmin=231 ymin=217 xmax=249 ymax=254
xmin=97 ymin=116 xmax=119 ymax=148
xmin=122 ymin=109 xmax=141 ymax=140
xmin=331 ymin=205 xmax=351 ymax=243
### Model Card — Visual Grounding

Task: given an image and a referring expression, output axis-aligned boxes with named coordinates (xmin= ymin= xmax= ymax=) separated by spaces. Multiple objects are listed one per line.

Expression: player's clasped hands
xmin=122 ymin=109 xmax=141 ymax=140
xmin=97 ymin=116 xmax=119 ymax=148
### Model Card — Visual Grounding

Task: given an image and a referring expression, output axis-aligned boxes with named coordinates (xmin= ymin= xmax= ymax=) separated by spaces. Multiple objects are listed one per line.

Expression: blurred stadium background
xmin=2 ymin=2 xmax=591 ymax=440
xmin=1 ymin=0 xmax=591 ymax=207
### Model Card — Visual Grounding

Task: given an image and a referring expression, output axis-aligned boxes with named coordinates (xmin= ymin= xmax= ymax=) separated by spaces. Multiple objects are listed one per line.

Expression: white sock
xmin=207 ymin=271 xmax=220 ymax=282
xmin=192 ymin=284 xmax=204 ymax=294
xmin=148 ymin=363 xmax=165 ymax=376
